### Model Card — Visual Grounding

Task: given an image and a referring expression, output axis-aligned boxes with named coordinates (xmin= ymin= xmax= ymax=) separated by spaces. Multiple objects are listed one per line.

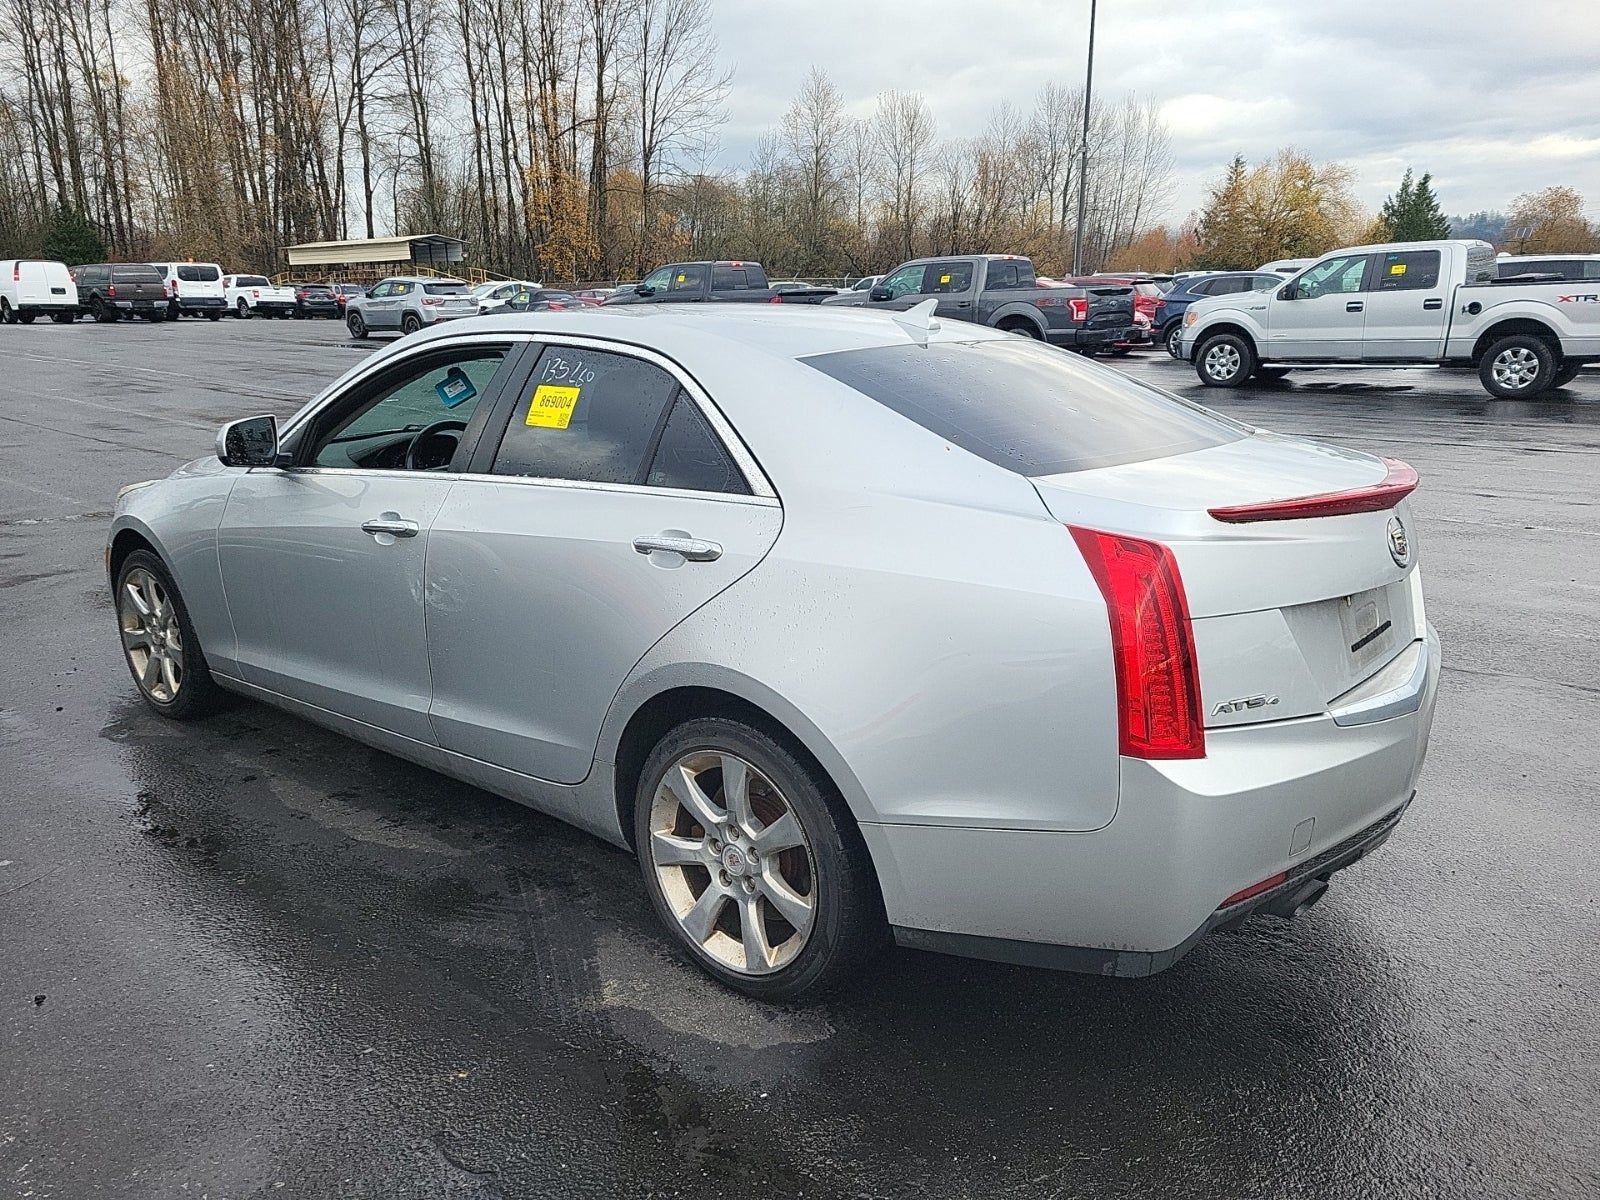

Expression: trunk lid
xmin=1082 ymin=284 xmax=1134 ymax=334
xmin=1034 ymin=432 xmax=1424 ymax=728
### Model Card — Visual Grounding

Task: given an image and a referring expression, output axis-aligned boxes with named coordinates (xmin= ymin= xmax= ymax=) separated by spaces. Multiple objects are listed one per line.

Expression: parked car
xmin=109 ymin=305 xmax=1439 ymax=999
xmin=501 ymin=288 xmax=583 ymax=313
xmin=1260 ymin=258 xmax=1316 ymax=276
xmin=571 ymin=287 xmax=617 ymax=306
xmin=74 ymin=263 xmax=168 ymax=323
xmin=223 ymin=274 xmax=297 ymax=319
xmin=1183 ymin=239 xmax=1600 ymax=398
xmin=856 ymin=254 xmax=1137 ymax=353
xmin=1155 ymin=270 xmax=1283 ymax=356
xmin=771 ymin=279 xmax=838 ymax=296
xmin=330 ymin=283 xmax=367 ymax=313
xmin=152 ymin=262 xmax=226 ymax=321
xmin=820 ymin=275 xmax=885 ymax=307
xmin=1496 ymin=254 xmax=1600 ymax=282
xmin=0 ymin=259 xmax=78 ymax=324
xmin=471 ymin=280 xmax=545 ymax=313
xmin=603 ymin=261 xmax=834 ymax=305
xmin=292 ymin=283 xmax=341 ymax=319
xmin=344 ymin=276 xmax=479 ymax=338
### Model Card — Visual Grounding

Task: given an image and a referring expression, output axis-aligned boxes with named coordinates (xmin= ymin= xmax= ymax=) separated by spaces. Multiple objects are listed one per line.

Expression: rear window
xmin=236 ymin=275 xmax=270 ymax=287
xmin=803 ymin=339 xmax=1245 ymax=476
xmin=177 ymin=264 xmax=220 ymax=282
xmin=300 ymin=285 xmax=333 ymax=295
xmin=112 ymin=264 xmax=163 ymax=282
xmin=424 ymin=283 xmax=467 ymax=295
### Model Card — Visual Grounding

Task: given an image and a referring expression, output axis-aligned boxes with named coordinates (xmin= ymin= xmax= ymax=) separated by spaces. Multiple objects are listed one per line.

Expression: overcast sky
xmin=708 ymin=0 xmax=1600 ymax=224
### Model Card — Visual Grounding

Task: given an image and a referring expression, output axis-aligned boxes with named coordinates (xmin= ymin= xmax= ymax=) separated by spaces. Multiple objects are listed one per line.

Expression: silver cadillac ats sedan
xmin=109 ymin=304 xmax=1440 ymax=999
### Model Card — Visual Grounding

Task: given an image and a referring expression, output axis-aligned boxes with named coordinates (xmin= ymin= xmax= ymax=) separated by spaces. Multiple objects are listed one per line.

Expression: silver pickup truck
xmin=1182 ymin=239 xmax=1600 ymax=398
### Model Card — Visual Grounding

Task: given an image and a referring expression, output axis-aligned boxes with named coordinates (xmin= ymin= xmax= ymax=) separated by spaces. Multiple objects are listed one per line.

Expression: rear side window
xmin=804 ymin=339 xmax=1245 ymax=476
xmin=712 ymin=266 xmax=750 ymax=289
xmin=986 ymin=261 xmax=1024 ymax=289
xmin=490 ymin=347 xmax=680 ymax=484
xmin=1207 ymin=277 xmax=1251 ymax=296
xmin=1375 ymin=250 xmax=1441 ymax=291
xmin=646 ymin=398 xmax=749 ymax=494
xmin=177 ymin=264 xmax=220 ymax=282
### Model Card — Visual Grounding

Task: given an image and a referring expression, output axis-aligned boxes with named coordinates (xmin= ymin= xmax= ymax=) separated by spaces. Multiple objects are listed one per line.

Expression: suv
xmin=72 ymin=263 xmax=168 ymax=323
xmin=1156 ymin=271 xmax=1282 ymax=356
xmin=291 ymin=283 xmax=340 ymax=319
xmin=344 ymin=276 xmax=480 ymax=338
xmin=152 ymin=262 xmax=226 ymax=321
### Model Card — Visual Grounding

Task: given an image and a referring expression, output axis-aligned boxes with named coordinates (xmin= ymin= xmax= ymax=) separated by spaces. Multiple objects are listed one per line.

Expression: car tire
xmin=0 ymin=299 xmax=12 ymax=323
xmin=400 ymin=313 xmax=422 ymax=336
xmin=236 ymin=299 xmax=251 ymax=319
xmin=93 ymin=297 xmax=117 ymax=323
xmin=1195 ymin=333 xmax=1254 ymax=387
xmin=347 ymin=312 xmax=368 ymax=339
xmin=634 ymin=716 xmax=886 ymax=1000
xmin=206 ymin=311 xmax=221 ymax=322
xmin=16 ymin=310 xmax=36 ymax=324
xmin=168 ymin=303 xmax=181 ymax=321
xmin=1164 ymin=323 xmax=1184 ymax=358
xmin=1479 ymin=334 xmax=1555 ymax=399
xmin=52 ymin=311 xmax=76 ymax=324
xmin=114 ymin=549 xmax=230 ymax=721
xmin=1550 ymin=360 xmax=1584 ymax=390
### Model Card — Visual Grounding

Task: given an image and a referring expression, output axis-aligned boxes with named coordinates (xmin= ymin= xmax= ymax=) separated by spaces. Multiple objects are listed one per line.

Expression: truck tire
xmin=997 ymin=318 xmax=1043 ymax=340
xmin=236 ymin=298 xmax=251 ymax=319
xmin=16 ymin=310 xmax=36 ymax=324
xmin=205 ymin=310 xmax=221 ymax=322
xmin=1550 ymin=361 xmax=1584 ymax=390
xmin=1195 ymin=333 xmax=1254 ymax=387
xmin=93 ymin=297 xmax=117 ymax=323
xmin=1255 ymin=367 xmax=1292 ymax=383
xmin=1479 ymin=334 xmax=1554 ymax=399
xmin=53 ymin=311 xmax=76 ymax=324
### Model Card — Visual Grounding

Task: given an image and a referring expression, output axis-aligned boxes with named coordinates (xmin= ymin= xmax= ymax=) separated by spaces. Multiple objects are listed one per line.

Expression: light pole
xmin=1071 ymin=0 xmax=1098 ymax=276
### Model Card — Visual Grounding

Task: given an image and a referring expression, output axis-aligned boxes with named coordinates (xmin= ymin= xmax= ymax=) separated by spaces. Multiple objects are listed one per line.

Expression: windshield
xmin=804 ymin=338 xmax=1245 ymax=476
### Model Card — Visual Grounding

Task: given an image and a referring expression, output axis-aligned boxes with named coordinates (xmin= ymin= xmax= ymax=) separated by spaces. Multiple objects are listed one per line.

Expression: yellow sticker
xmin=676 ymin=273 xmax=686 ymax=283
xmin=525 ymin=384 xmax=581 ymax=429
xmin=940 ymin=274 xmax=951 ymax=284
xmin=1390 ymin=263 xmax=1407 ymax=276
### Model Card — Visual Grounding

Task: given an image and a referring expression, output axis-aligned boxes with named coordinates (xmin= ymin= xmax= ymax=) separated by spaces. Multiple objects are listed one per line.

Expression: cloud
xmin=708 ymin=0 xmax=1600 ymax=221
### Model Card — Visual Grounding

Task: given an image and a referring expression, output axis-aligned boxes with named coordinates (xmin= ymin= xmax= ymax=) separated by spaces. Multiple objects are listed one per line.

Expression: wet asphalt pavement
xmin=2 ymin=318 xmax=1597 ymax=1199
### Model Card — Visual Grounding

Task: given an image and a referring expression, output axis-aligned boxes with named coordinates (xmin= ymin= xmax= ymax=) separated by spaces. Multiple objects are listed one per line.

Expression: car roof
xmin=384 ymin=275 xmax=467 ymax=284
xmin=405 ymin=301 xmax=1012 ymax=363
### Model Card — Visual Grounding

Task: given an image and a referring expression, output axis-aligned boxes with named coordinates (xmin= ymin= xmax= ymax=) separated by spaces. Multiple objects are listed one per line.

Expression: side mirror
xmin=869 ymin=285 xmax=892 ymax=302
xmin=634 ymin=283 xmax=655 ymax=296
xmin=217 ymin=415 xmax=279 ymax=467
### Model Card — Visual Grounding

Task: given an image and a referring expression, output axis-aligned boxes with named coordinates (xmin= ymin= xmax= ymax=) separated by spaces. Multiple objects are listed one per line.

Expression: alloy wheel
xmin=118 ymin=567 xmax=183 ymax=704
xmin=647 ymin=750 xmax=817 ymax=976
xmin=1204 ymin=342 xmax=1241 ymax=381
xmin=1492 ymin=346 xmax=1540 ymax=391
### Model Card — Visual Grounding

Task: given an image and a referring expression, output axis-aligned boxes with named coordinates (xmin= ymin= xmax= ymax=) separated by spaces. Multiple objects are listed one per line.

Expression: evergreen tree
xmin=1378 ymin=168 xmax=1451 ymax=241
xmin=1194 ymin=154 xmax=1250 ymax=267
xmin=41 ymin=208 xmax=105 ymax=265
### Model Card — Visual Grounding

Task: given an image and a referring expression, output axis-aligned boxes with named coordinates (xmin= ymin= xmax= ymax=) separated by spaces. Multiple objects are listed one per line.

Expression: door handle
xmin=1423 ymin=298 xmax=1443 ymax=310
xmin=361 ymin=515 xmax=420 ymax=538
xmin=955 ymin=301 xmax=971 ymax=308
xmin=1345 ymin=301 xmax=1365 ymax=313
xmin=633 ymin=534 xmax=722 ymax=562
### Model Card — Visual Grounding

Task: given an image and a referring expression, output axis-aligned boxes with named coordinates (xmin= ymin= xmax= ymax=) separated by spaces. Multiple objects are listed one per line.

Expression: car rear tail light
xmin=1069 ymin=526 xmax=1205 ymax=760
xmin=12 ymin=264 xmax=19 ymax=281
xmin=1220 ymin=871 xmax=1288 ymax=908
xmin=1068 ymin=297 xmax=1088 ymax=322
xmin=1207 ymin=458 xmax=1418 ymax=523
xmin=769 ymin=294 xmax=783 ymax=304
xmin=296 ymin=290 xmax=308 ymax=299
xmin=422 ymin=296 xmax=442 ymax=306
xmin=251 ymin=289 xmax=259 ymax=298
xmin=107 ymin=284 xmax=116 ymax=299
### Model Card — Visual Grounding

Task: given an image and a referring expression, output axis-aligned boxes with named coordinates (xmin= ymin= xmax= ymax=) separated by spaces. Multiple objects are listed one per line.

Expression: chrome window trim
xmin=449 ymin=471 xmax=780 ymax=508
xmin=489 ymin=331 xmax=778 ymax=500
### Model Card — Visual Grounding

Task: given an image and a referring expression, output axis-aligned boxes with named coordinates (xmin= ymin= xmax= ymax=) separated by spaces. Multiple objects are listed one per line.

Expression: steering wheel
xmin=404 ymin=419 xmax=468 ymax=471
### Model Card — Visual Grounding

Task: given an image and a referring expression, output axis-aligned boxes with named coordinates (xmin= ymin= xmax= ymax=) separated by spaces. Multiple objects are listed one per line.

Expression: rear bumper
xmin=1046 ymin=324 xmax=1131 ymax=350
xmin=867 ymin=623 xmax=1441 ymax=976
xmin=177 ymin=298 xmax=226 ymax=311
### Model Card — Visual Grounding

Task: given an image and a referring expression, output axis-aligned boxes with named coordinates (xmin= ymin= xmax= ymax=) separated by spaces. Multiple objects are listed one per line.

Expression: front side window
xmin=490 ymin=347 xmax=680 ymax=484
xmin=804 ymin=338 xmax=1244 ymax=477
xmin=1374 ymin=250 xmax=1441 ymax=292
xmin=879 ymin=263 xmax=926 ymax=299
xmin=1294 ymin=255 xmax=1370 ymax=299
xmin=641 ymin=267 xmax=673 ymax=291
xmin=307 ymin=348 xmax=507 ymax=470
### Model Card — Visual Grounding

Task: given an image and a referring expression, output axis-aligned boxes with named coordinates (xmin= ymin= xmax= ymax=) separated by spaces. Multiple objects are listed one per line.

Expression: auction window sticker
xmin=524 ymin=352 xmax=597 ymax=429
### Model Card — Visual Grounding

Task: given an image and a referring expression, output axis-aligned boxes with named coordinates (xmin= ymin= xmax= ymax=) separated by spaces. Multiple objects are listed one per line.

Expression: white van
xmin=152 ymin=262 xmax=227 ymax=320
xmin=0 ymin=260 xmax=79 ymax=324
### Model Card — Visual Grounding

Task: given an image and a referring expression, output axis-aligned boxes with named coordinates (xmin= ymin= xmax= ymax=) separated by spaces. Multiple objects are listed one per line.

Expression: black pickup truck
xmin=603 ymin=261 xmax=835 ymax=306
xmin=839 ymin=254 xmax=1136 ymax=352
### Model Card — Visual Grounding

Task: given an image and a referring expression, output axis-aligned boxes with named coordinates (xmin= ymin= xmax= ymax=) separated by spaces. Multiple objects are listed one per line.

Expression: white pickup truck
xmin=222 ymin=273 xmax=297 ymax=319
xmin=1182 ymin=239 xmax=1600 ymax=398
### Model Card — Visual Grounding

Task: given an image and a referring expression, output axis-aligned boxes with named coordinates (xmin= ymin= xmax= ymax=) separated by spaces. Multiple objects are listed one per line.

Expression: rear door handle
xmin=955 ymin=300 xmax=971 ymax=308
xmin=1346 ymin=301 xmax=1365 ymax=313
xmin=361 ymin=515 xmax=420 ymax=538
xmin=634 ymin=534 xmax=722 ymax=562
xmin=1422 ymin=298 xmax=1443 ymax=310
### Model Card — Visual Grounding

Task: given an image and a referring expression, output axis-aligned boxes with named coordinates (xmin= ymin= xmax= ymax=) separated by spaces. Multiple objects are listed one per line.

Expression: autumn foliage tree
xmin=1503 ymin=187 xmax=1600 ymax=253
xmin=1192 ymin=149 xmax=1363 ymax=269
